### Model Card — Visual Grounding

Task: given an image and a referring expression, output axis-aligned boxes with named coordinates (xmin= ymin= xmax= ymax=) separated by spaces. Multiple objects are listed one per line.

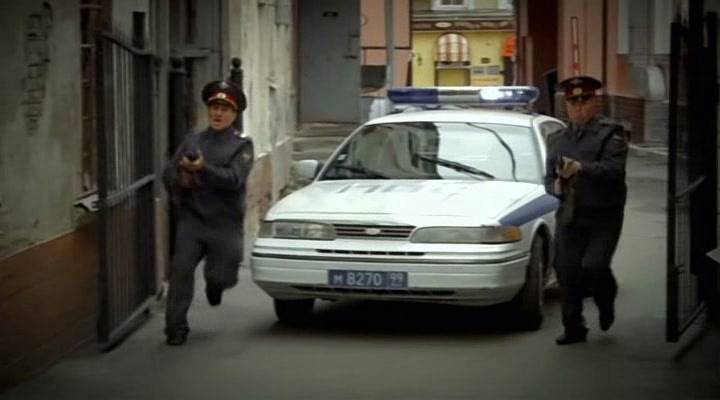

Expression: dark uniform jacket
xmin=163 ymin=126 xmax=254 ymax=226
xmin=544 ymin=116 xmax=628 ymax=213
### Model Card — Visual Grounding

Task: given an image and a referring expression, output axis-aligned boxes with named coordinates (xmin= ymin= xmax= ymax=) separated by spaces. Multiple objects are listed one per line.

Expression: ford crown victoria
xmin=251 ymin=87 xmax=564 ymax=330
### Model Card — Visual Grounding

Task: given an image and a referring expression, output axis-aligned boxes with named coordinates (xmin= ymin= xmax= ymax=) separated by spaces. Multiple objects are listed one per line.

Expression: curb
xmin=628 ymin=144 xmax=668 ymax=160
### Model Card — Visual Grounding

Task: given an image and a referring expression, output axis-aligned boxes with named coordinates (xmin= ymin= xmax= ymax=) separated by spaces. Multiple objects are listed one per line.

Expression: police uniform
xmin=162 ymin=80 xmax=254 ymax=344
xmin=544 ymin=76 xmax=628 ymax=344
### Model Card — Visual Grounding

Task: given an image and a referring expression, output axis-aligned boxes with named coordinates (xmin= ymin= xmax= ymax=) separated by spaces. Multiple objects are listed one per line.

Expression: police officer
xmin=545 ymin=76 xmax=628 ymax=345
xmin=163 ymin=80 xmax=254 ymax=346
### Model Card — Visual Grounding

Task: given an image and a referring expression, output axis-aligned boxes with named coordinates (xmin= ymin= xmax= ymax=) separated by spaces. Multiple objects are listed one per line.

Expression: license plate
xmin=328 ymin=270 xmax=408 ymax=289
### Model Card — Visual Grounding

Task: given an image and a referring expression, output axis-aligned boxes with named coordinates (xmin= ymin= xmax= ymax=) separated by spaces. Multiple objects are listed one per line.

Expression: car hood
xmin=267 ymin=179 xmax=541 ymax=223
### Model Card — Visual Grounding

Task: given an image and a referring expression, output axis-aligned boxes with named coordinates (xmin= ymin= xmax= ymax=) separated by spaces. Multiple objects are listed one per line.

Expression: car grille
xmin=292 ymin=285 xmax=455 ymax=297
xmin=316 ymin=249 xmax=425 ymax=257
xmin=332 ymin=224 xmax=415 ymax=240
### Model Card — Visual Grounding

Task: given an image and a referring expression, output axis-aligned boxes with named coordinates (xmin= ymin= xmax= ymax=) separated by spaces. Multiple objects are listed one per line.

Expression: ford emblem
xmin=365 ymin=228 xmax=382 ymax=235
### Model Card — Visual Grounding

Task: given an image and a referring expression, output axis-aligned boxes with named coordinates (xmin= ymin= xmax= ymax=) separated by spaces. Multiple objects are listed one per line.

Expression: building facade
xmin=0 ymin=0 xmax=298 ymax=386
xmin=517 ymin=0 xmax=673 ymax=142
xmin=411 ymin=0 xmax=515 ymax=87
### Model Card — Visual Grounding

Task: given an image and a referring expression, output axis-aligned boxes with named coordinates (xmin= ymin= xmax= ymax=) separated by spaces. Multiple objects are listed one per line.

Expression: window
xmin=322 ymin=122 xmax=542 ymax=183
xmin=436 ymin=33 xmax=470 ymax=64
xmin=433 ymin=0 xmax=468 ymax=11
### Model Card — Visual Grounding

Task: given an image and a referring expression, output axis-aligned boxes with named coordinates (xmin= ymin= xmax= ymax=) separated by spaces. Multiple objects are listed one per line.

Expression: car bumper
xmin=250 ymin=251 xmax=528 ymax=306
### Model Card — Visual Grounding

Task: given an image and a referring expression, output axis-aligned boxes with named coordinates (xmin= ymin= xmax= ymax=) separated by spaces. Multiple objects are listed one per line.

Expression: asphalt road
xmin=3 ymin=152 xmax=719 ymax=400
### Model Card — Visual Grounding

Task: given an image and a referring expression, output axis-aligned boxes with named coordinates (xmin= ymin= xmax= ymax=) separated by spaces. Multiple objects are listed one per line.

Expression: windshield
xmin=320 ymin=122 xmax=542 ymax=183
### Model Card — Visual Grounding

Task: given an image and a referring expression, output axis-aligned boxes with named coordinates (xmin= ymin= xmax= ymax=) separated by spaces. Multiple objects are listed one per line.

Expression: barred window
xmin=436 ymin=33 xmax=470 ymax=64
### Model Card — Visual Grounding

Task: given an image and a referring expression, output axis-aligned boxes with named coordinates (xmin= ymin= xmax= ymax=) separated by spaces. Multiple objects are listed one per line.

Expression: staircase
xmin=292 ymin=122 xmax=358 ymax=161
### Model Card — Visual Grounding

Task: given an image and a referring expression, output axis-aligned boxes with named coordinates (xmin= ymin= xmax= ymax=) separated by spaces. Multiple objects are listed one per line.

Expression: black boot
xmin=555 ymin=327 xmax=588 ymax=345
xmin=166 ymin=329 xmax=188 ymax=346
xmin=206 ymin=283 xmax=223 ymax=307
xmin=598 ymin=301 xmax=615 ymax=331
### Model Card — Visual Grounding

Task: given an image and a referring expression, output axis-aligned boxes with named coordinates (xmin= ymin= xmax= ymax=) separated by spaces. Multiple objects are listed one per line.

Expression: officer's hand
xmin=559 ymin=156 xmax=582 ymax=179
xmin=180 ymin=152 xmax=205 ymax=172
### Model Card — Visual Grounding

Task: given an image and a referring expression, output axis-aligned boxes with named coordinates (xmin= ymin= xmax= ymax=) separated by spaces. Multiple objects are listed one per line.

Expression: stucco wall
xmin=605 ymin=0 xmax=637 ymax=96
xmin=362 ymin=0 xmax=411 ymax=48
xmin=228 ymin=0 xmax=296 ymax=155
xmin=227 ymin=0 xmax=297 ymax=251
xmin=558 ymin=0 xmax=604 ymax=81
xmin=0 ymin=1 xmax=82 ymax=259
xmin=361 ymin=0 xmax=411 ymax=87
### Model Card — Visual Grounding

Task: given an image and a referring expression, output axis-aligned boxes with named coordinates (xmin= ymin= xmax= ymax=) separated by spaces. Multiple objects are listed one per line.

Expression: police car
xmin=251 ymin=87 xmax=565 ymax=330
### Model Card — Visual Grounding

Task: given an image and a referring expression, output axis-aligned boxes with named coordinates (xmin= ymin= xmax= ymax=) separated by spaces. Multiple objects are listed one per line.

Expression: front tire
xmin=274 ymin=298 xmax=315 ymax=326
xmin=511 ymin=236 xmax=545 ymax=331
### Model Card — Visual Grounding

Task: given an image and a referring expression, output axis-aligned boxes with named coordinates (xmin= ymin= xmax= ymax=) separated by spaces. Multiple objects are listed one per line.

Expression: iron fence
xmin=96 ymin=30 xmax=157 ymax=348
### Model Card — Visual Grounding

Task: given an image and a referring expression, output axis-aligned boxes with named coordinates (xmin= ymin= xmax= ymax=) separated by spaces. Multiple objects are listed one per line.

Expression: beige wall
xmin=362 ymin=0 xmax=411 ymax=87
xmin=226 ymin=0 xmax=297 ymax=253
xmin=605 ymin=0 xmax=636 ymax=96
xmin=558 ymin=0 xmax=635 ymax=97
xmin=558 ymin=0 xmax=602 ymax=81
xmin=362 ymin=0 xmax=411 ymax=48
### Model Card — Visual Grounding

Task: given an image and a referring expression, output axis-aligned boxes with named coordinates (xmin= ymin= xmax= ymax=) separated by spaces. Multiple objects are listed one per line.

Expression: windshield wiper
xmin=414 ymin=153 xmax=495 ymax=180
xmin=465 ymin=123 xmax=518 ymax=181
xmin=329 ymin=164 xmax=389 ymax=179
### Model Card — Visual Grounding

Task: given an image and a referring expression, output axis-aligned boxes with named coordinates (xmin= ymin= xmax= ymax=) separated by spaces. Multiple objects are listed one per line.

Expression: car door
xmin=532 ymin=116 xmax=566 ymax=171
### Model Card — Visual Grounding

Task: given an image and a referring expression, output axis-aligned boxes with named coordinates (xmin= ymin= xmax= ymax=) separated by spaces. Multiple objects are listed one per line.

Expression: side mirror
xmin=294 ymin=160 xmax=322 ymax=180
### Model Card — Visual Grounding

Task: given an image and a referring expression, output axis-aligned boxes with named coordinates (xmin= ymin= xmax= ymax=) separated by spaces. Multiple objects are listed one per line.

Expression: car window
xmin=321 ymin=122 xmax=542 ymax=183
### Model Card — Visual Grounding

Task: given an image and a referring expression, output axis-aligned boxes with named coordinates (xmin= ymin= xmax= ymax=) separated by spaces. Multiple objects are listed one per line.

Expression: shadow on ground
xmin=263 ymin=290 xmax=562 ymax=339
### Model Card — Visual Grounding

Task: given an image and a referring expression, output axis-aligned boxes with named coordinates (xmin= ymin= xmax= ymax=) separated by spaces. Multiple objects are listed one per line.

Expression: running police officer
xmin=163 ymin=80 xmax=254 ymax=346
xmin=545 ymin=76 xmax=628 ymax=345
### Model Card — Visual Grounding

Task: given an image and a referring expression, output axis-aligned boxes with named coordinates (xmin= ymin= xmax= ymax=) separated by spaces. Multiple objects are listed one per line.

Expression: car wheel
xmin=511 ymin=236 xmax=544 ymax=331
xmin=274 ymin=298 xmax=315 ymax=326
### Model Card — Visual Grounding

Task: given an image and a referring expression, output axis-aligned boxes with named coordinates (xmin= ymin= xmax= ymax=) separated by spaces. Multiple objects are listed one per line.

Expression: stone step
xmin=292 ymin=136 xmax=346 ymax=152
xmin=295 ymin=123 xmax=358 ymax=138
xmin=291 ymin=122 xmax=357 ymax=161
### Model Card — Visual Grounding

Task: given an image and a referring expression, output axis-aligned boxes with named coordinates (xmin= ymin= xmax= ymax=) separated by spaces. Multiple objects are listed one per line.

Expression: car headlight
xmin=410 ymin=226 xmax=522 ymax=244
xmin=259 ymin=221 xmax=336 ymax=240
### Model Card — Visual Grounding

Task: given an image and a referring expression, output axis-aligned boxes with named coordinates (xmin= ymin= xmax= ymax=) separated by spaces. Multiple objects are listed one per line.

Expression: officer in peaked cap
xmin=544 ymin=75 xmax=628 ymax=345
xmin=162 ymin=79 xmax=253 ymax=346
xmin=556 ymin=75 xmax=602 ymax=102
xmin=201 ymin=79 xmax=247 ymax=113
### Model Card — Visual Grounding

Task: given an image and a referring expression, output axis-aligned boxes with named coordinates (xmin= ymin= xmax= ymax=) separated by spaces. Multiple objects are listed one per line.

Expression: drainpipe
xmin=385 ymin=0 xmax=395 ymax=91
xmin=602 ymin=0 xmax=609 ymax=116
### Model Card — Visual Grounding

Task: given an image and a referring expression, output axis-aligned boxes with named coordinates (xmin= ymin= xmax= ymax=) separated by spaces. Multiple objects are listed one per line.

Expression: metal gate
xmin=96 ymin=31 xmax=157 ymax=348
xmin=667 ymin=10 xmax=718 ymax=343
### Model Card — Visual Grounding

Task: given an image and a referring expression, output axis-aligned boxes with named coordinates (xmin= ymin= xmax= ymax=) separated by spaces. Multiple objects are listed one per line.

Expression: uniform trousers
xmin=554 ymin=208 xmax=624 ymax=331
xmin=165 ymin=215 xmax=243 ymax=334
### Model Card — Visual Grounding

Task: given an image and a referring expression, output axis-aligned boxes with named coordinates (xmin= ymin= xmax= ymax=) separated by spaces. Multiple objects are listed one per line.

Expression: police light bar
xmin=387 ymin=86 xmax=540 ymax=107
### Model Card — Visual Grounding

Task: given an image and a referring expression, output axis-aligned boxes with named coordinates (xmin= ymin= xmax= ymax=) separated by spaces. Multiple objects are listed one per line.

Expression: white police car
xmin=251 ymin=87 xmax=565 ymax=330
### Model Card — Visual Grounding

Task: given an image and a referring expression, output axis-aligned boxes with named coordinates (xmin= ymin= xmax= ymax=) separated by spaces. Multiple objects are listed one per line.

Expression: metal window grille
xmin=436 ymin=33 xmax=470 ymax=64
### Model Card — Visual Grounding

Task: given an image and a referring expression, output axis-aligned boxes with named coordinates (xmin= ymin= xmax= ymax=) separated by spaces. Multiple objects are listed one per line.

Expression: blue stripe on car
xmin=499 ymin=194 xmax=559 ymax=226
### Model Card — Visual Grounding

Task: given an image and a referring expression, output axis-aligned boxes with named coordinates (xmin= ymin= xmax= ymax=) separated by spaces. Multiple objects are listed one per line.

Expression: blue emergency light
xmin=388 ymin=86 xmax=540 ymax=107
